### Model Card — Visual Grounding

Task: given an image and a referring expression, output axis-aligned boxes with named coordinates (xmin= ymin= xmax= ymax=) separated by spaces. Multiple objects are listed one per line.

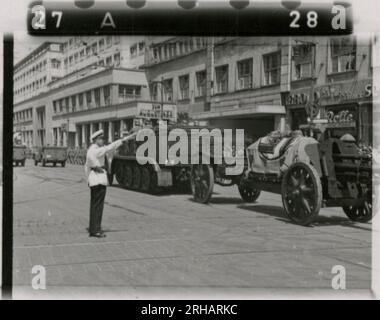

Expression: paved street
xmin=12 ymin=160 xmax=374 ymax=299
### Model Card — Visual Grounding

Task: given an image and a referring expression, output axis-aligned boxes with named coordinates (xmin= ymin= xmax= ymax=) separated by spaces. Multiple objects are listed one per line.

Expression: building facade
xmin=13 ymin=36 xmax=149 ymax=148
xmin=144 ymin=36 xmax=374 ymax=145
xmin=14 ymin=36 xmax=374 ymax=149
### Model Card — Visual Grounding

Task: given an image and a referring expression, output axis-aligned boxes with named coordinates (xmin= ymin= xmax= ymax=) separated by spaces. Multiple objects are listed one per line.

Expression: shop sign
xmin=137 ymin=103 xmax=177 ymax=122
xmin=326 ymin=109 xmax=355 ymax=125
xmin=286 ymin=79 xmax=372 ymax=106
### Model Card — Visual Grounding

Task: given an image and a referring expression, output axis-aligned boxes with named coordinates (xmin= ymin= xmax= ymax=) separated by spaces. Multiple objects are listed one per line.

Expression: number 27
xmin=31 ymin=5 xmax=62 ymax=29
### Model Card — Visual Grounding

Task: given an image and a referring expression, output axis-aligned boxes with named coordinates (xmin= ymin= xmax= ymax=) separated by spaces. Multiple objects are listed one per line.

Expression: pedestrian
xmin=85 ymin=129 xmax=136 ymax=238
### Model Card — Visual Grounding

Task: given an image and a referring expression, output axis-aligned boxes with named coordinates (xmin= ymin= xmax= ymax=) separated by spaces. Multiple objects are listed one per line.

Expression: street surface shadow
xmin=238 ymin=204 xmax=372 ymax=230
xmin=208 ymin=197 xmax=245 ymax=204
xmin=110 ymin=184 xmax=191 ymax=196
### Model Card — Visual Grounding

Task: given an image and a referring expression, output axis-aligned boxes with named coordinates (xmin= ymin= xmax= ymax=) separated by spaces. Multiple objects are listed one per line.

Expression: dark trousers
xmin=89 ymin=185 xmax=107 ymax=234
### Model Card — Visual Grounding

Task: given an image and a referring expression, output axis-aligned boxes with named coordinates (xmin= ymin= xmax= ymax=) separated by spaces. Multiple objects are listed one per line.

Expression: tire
xmin=132 ymin=165 xmax=142 ymax=190
xmin=53 ymin=162 xmax=57 ymax=167
xmin=190 ymin=164 xmax=214 ymax=204
xmin=34 ymin=160 xmax=38 ymax=166
xmin=343 ymin=188 xmax=372 ymax=223
xmin=281 ymin=162 xmax=322 ymax=226
xmin=124 ymin=164 xmax=133 ymax=189
xmin=42 ymin=160 xmax=46 ymax=167
xmin=61 ymin=161 xmax=66 ymax=167
xmin=21 ymin=160 xmax=25 ymax=167
xmin=238 ymin=181 xmax=261 ymax=203
xmin=141 ymin=166 xmax=151 ymax=192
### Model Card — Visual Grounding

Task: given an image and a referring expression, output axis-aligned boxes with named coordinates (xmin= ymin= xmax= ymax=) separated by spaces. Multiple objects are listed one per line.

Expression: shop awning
xmin=192 ymin=105 xmax=286 ymax=120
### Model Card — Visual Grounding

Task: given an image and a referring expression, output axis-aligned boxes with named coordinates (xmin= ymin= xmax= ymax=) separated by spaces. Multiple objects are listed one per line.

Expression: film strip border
xmin=28 ymin=1 xmax=353 ymax=36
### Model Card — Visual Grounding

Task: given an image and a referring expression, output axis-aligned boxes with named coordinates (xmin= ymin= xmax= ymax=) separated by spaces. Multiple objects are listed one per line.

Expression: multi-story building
xmin=13 ymin=36 xmax=152 ymax=148
xmin=13 ymin=42 xmax=63 ymax=104
xmin=144 ymin=36 xmax=374 ymax=145
xmin=61 ymin=36 xmax=146 ymax=75
xmin=144 ymin=37 xmax=288 ymax=142
xmin=285 ymin=35 xmax=373 ymax=146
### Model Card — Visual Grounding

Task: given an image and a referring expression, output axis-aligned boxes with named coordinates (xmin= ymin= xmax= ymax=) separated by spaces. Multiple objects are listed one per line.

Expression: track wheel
xmin=141 ymin=166 xmax=151 ymax=192
xmin=115 ymin=162 xmax=124 ymax=185
xmin=132 ymin=165 xmax=142 ymax=190
xmin=124 ymin=164 xmax=133 ymax=189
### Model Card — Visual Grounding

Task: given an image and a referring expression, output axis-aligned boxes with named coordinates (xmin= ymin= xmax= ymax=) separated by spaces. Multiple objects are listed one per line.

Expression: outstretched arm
xmin=95 ymin=132 xmax=137 ymax=158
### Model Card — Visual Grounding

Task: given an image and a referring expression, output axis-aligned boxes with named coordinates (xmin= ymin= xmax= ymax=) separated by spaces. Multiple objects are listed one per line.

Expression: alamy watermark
xmin=134 ymin=122 xmax=245 ymax=175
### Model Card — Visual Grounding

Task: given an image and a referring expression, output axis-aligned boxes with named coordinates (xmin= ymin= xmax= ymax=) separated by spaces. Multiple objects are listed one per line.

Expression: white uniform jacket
xmin=85 ymin=139 xmax=123 ymax=187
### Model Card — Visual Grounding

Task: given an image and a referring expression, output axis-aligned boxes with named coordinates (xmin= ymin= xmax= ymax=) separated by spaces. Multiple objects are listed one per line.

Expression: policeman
xmin=85 ymin=129 xmax=136 ymax=238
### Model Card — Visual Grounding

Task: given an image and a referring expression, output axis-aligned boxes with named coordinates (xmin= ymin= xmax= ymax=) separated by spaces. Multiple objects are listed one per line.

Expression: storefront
xmin=285 ymin=78 xmax=373 ymax=146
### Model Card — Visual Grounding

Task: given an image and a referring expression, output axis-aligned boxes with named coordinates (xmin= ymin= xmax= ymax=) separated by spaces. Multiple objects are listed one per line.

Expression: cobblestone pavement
xmin=12 ymin=160 xmax=374 ymax=299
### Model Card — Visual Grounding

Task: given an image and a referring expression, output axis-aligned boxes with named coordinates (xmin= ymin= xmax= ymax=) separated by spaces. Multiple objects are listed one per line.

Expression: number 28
xmin=290 ymin=10 xmax=318 ymax=28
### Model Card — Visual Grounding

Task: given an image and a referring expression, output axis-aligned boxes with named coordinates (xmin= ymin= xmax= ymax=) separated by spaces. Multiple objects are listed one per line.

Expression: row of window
xmin=64 ymin=50 xmax=121 ymax=70
xmin=152 ymin=37 xmax=208 ymax=63
xmin=14 ymin=108 xmax=33 ymax=123
xmin=152 ymin=51 xmax=281 ymax=102
xmin=14 ymin=77 xmax=48 ymax=96
xmin=14 ymin=58 xmax=61 ymax=83
xmin=52 ymin=84 xmax=142 ymax=115
xmin=62 ymin=36 xmax=120 ymax=53
xmin=153 ymin=38 xmax=359 ymax=102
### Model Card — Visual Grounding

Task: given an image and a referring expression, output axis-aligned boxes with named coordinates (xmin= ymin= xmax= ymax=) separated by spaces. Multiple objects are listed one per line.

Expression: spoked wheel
xmin=343 ymin=189 xmax=372 ymax=223
xmin=124 ymin=164 xmax=133 ymax=188
xmin=115 ymin=162 xmax=124 ymax=185
xmin=238 ymin=182 xmax=261 ymax=203
xmin=132 ymin=166 xmax=142 ymax=190
xmin=141 ymin=166 xmax=151 ymax=192
xmin=190 ymin=164 xmax=214 ymax=203
xmin=282 ymin=162 xmax=322 ymax=226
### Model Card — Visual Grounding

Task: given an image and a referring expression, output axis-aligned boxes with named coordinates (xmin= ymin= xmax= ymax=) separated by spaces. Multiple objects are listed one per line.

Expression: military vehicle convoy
xmin=190 ymin=122 xmax=373 ymax=226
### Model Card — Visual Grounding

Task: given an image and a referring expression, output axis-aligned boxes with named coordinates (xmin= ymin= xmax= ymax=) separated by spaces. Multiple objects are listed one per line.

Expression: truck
xmin=33 ymin=146 xmax=68 ymax=167
xmin=13 ymin=145 xmax=27 ymax=166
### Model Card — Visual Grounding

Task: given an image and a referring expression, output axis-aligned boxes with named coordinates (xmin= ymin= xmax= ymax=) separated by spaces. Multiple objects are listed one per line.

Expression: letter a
xmin=101 ymin=12 xmax=116 ymax=29
xmin=331 ymin=265 xmax=346 ymax=290
xmin=331 ymin=5 xmax=346 ymax=30
xmin=31 ymin=265 xmax=46 ymax=290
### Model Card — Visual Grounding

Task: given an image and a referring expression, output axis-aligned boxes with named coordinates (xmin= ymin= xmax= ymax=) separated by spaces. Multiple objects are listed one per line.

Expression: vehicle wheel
xmin=42 ymin=160 xmax=46 ymax=167
xmin=21 ymin=160 xmax=25 ymax=167
xmin=343 ymin=189 xmax=372 ymax=223
xmin=141 ymin=166 xmax=151 ymax=192
xmin=132 ymin=165 xmax=142 ymax=190
xmin=124 ymin=164 xmax=133 ymax=188
xmin=190 ymin=164 xmax=214 ymax=204
xmin=61 ymin=161 xmax=66 ymax=167
xmin=53 ymin=162 xmax=56 ymax=167
xmin=34 ymin=160 xmax=38 ymax=166
xmin=281 ymin=162 xmax=322 ymax=226
xmin=115 ymin=162 xmax=124 ymax=185
xmin=238 ymin=181 xmax=261 ymax=203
